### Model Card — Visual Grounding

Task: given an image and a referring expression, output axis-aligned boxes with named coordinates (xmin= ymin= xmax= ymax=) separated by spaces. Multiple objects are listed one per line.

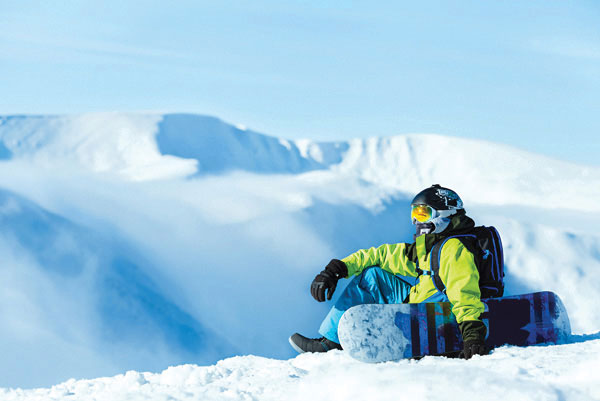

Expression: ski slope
xmin=0 ymin=112 xmax=599 ymax=395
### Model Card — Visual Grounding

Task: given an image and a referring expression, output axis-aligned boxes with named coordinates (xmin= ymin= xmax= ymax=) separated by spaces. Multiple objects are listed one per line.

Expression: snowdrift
xmin=0 ymin=112 xmax=599 ymax=392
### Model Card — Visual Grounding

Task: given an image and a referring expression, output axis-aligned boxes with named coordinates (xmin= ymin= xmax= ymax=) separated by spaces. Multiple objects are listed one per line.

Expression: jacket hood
xmin=440 ymin=209 xmax=475 ymax=235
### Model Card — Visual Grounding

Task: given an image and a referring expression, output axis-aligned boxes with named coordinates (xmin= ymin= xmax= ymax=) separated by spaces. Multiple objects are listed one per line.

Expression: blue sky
xmin=1 ymin=1 xmax=599 ymax=165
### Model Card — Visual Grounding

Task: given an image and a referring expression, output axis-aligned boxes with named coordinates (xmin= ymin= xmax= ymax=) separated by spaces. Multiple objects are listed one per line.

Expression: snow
xmin=2 ymin=339 xmax=600 ymax=400
xmin=0 ymin=112 xmax=599 ymax=397
xmin=0 ymin=113 xmax=198 ymax=181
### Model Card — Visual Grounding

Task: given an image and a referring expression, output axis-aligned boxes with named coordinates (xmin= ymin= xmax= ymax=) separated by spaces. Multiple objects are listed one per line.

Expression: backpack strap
xmin=429 ymin=241 xmax=447 ymax=294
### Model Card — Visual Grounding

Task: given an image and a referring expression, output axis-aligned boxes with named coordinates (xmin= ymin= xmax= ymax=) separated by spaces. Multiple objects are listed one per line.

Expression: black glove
xmin=458 ymin=320 xmax=489 ymax=359
xmin=460 ymin=340 xmax=488 ymax=359
xmin=311 ymin=259 xmax=348 ymax=302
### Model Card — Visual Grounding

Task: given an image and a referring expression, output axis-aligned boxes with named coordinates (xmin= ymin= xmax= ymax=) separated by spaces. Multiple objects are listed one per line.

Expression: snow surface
xmin=0 ymin=112 xmax=599 ymax=397
xmin=2 ymin=338 xmax=600 ymax=401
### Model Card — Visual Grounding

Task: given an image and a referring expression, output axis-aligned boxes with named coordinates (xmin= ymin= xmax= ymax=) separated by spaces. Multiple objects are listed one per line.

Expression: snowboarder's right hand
xmin=311 ymin=259 xmax=348 ymax=302
xmin=311 ymin=270 xmax=339 ymax=302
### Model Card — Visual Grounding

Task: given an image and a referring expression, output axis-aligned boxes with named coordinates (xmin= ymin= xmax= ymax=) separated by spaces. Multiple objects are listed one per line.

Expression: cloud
xmin=0 ymin=163 xmax=347 ymax=387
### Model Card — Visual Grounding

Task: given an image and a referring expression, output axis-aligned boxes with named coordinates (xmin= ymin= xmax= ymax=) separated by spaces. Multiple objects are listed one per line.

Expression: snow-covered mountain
xmin=2 ymin=113 xmax=599 ymax=211
xmin=0 ymin=112 xmax=599 ymax=395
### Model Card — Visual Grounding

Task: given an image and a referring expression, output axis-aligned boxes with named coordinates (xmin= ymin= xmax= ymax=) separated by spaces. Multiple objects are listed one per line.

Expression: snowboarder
xmin=289 ymin=184 xmax=489 ymax=359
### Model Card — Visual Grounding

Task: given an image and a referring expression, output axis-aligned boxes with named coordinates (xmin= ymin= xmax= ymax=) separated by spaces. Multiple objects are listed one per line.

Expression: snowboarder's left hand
xmin=310 ymin=259 xmax=348 ymax=302
xmin=458 ymin=320 xmax=489 ymax=359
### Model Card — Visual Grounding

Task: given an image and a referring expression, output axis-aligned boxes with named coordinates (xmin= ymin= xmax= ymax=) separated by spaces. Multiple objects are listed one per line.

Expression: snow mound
xmin=2 ymin=339 xmax=599 ymax=400
xmin=0 ymin=113 xmax=197 ymax=181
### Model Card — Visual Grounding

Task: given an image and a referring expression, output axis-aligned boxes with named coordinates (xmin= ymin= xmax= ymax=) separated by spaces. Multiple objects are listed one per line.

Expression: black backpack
xmin=429 ymin=226 xmax=505 ymax=299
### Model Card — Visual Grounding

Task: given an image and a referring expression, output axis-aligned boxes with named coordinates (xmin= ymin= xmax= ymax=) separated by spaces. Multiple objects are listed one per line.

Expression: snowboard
xmin=338 ymin=291 xmax=571 ymax=363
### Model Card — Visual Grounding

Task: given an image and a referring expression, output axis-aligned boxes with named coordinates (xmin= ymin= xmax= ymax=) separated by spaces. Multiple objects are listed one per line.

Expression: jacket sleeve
xmin=437 ymin=238 xmax=485 ymax=324
xmin=341 ymin=243 xmax=418 ymax=278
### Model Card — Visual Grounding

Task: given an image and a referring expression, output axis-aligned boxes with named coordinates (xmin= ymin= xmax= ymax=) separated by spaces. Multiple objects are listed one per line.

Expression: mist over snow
xmin=0 ymin=112 xmax=599 ymax=396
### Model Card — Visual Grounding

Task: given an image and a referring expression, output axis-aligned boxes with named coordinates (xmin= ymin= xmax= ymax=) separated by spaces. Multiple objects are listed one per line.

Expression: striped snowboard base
xmin=338 ymin=291 xmax=571 ymax=363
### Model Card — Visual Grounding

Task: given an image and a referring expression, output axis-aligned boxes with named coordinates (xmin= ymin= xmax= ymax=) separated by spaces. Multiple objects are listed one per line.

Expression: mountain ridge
xmin=1 ymin=112 xmax=598 ymax=212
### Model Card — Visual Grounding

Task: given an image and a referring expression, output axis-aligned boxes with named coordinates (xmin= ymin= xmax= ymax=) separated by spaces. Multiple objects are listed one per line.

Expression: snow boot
xmin=289 ymin=333 xmax=342 ymax=353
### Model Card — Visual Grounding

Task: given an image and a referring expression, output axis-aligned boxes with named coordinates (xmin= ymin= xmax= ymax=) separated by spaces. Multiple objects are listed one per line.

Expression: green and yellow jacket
xmin=341 ymin=212 xmax=485 ymax=325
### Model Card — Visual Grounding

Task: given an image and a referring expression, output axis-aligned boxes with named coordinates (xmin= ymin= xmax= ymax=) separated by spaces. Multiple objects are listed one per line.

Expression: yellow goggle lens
xmin=411 ymin=204 xmax=434 ymax=223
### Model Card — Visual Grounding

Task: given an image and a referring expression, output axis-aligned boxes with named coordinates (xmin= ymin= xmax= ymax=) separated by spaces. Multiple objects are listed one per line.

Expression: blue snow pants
xmin=318 ymin=266 xmax=414 ymax=344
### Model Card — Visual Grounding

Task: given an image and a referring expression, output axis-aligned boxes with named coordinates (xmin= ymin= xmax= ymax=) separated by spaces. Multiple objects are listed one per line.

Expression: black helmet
xmin=411 ymin=184 xmax=463 ymax=211
xmin=411 ymin=185 xmax=464 ymax=236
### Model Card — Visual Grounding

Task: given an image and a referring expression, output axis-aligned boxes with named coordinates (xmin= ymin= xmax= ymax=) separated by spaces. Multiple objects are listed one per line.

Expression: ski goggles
xmin=411 ymin=204 xmax=436 ymax=223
